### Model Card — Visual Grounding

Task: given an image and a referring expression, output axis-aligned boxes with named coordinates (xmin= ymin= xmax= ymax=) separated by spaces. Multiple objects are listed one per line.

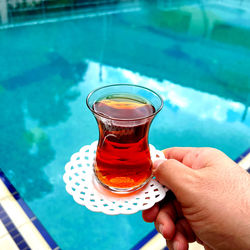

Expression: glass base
xmin=94 ymin=173 xmax=152 ymax=194
xmin=64 ymin=140 xmax=167 ymax=214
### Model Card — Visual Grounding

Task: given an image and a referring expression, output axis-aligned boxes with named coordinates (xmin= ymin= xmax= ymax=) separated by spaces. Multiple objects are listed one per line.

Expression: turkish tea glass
xmin=86 ymin=84 xmax=163 ymax=193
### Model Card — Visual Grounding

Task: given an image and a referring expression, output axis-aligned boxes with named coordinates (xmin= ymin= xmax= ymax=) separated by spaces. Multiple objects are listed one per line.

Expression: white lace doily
xmin=63 ymin=141 xmax=167 ymax=215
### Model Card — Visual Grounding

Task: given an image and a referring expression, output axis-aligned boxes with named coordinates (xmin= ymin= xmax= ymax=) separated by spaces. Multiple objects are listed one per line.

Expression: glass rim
xmin=86 ymin=84 xmax=163 ymax=121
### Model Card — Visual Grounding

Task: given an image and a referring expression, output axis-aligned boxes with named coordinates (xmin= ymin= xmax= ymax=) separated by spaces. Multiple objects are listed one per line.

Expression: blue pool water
xmin=0 ymin=1 xmax=250 ymax=249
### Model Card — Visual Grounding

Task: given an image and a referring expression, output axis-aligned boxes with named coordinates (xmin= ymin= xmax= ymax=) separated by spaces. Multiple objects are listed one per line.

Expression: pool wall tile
xmin=0 ymin=169 xmax=60 ymax=249
xmin=237 ymin=153 xmax=250 ymax=171
xmin=0 ymin=220 xmax=8 ymax=238
xmin=131 ymin=229 xmax=158 ymax=250
xmin=18 ymin=222 xmax=51 ymax=250
xmin=0 ymin=203 xmax=30 ymax=249
xmin=235 ymin=148 xmax=250 ymax=163
xmin=241 ymin=148 xmax=250 ymax=158
xmin=0 ymin=171 xmax=17 ymax=195
xmin=13 ymin=193 xmax=36 ymax=220
xmin=235 ymin=148 xmax=250 ymax=172
xmin=32 ymin=219 xmax=58 ymax=249
xmin=0 ymin=180 xmax=12 ymax=201
xmin=0 ymin=233 xmax=19 ymax=250
xmin=1 ymin=196 xmax=30 ymax=227
xmin=140 ymin=233 xmax=166 ymax=250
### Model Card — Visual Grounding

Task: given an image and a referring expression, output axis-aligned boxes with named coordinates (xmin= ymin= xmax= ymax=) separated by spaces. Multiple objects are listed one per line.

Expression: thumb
xmin=153 ymin=159 xmax=195 ymax=200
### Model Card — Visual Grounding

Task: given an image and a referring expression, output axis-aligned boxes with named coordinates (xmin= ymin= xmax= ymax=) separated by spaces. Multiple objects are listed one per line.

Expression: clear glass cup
xmin=86 ymin=84 xmax=163 ymax=193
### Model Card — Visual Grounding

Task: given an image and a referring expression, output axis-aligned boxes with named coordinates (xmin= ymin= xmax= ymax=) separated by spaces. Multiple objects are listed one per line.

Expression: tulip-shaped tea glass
xmin=86 ymin=84 xmax=163 ymax=193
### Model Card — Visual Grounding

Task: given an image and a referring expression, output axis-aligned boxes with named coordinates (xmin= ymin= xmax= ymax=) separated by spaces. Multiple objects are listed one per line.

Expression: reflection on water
xmin=98 ymin=62 xmax=250 ymax=124
xmin=0 ymin=52 xmax=87 ymax=201
xmin=115 ymin=3 xmax=250 ymax=105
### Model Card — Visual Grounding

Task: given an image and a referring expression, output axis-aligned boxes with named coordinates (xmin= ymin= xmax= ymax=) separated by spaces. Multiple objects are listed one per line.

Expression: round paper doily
xmin=63 ymin=141 xmax=167 ymax=215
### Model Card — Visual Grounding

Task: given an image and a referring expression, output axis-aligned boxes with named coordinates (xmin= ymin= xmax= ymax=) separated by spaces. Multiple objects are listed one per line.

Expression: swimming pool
xmin=0 ymin=1 xmax=250 ymax=249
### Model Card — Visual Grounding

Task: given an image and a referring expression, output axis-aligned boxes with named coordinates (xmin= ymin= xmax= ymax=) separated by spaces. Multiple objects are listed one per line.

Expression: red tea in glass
xmin=87 ymin=85 xmax=163 ymax=193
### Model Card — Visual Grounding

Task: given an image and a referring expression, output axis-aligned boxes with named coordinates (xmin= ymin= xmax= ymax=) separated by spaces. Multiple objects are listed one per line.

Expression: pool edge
xmin=0 ymin=169 xmax=60 ymax=250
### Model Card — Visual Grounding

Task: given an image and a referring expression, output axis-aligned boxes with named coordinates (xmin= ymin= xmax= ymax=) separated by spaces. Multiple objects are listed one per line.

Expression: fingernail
xmin=153 ymin=159 xmax=166 ymax=171
xmin=159 ymin=224 xmax=164 ymax=235
xmin=173 ymin=241 xmax=179 ymax=250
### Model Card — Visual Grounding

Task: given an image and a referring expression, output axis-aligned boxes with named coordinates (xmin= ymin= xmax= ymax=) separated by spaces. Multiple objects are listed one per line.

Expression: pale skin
xmin=142 ymin=147 xmax=250 ymax=250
